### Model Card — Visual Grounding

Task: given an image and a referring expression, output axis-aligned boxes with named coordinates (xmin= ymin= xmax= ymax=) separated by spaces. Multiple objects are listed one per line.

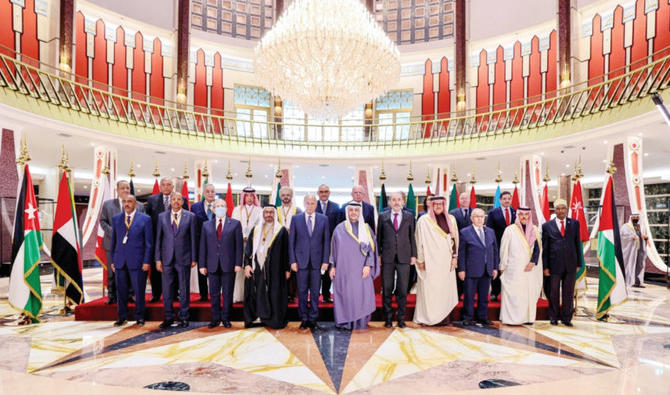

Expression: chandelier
xmin=253 ymin=0 xmax=400 ymax=120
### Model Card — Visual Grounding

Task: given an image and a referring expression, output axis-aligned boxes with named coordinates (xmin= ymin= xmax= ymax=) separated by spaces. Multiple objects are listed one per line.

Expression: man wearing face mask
xmin=620 ymin=213 xmax=649 ymax=288
xmin=199 ymin=199 xmax=243 ymax=328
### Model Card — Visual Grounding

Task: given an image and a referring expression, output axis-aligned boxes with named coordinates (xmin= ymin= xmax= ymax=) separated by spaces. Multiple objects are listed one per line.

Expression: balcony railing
xmin=1 ymin=46 xmax=669 ymax=148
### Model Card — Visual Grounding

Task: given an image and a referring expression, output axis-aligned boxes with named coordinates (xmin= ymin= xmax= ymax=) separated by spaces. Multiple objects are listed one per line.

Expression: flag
xmin=9 ymin=164 xmax=44 ymax=322
xmin=596 ymin=175 xmax=627 ymax=320
xmin=95 ymin=173 xmax=111 ymax=288
xmin=542 ymin=184 xmax=550 ymax=221
xmin=511 ymin=186 xmax=520 ymax=209
xmin=152 ymin=179 xmax=160 ymax=195
xmin=469 ymin=186 xmax=477 ymax=209
xmin=493 ymin=185 xmax=501 ymax=208
xmin=181 ymin=180 xmax=190 ymax=210
xmin=129 ymin=179 xmax=135 ymax=195
xmin=274 ymin=182 xmax=282 ymax=207
xmin=406 ymin=183 xmax=416 ymax=216
xmin=378 ymin=183 xmax=388 ymax=212
xmin=449 ymin=184 xmax=458 ymax=211
xmin=225 ymin=182 xmax=234 ymax=217
xmin=51 ymin=172 xmax=84 ymax=305
xmin=426 ymin=185 xmax=431 ymax=196
xmin=570 ymin=180 xmax=590 ymax=295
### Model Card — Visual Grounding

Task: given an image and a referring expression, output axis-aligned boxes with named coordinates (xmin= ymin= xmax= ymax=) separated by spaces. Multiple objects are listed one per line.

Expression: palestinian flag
xmin=596 ymin=175 xmax=627 ymax=320
xmin=378 ymin=183 xmax=388 ymax=212
xmin=542 ymin=184 xmax=550 ymax=221
xmin=9 ymin=164 xmax=43 ymax=322
xmin=569 ymin=180 xmax=590 ymax=296
xmin=469 ymin=186 xmax=476 ymax=209
xmin=225 ymin=182 xmax=234 ymax=217
xmin=406 ymin=183 xmax=416 ymax=216
xmin=493 ymin=185 xmax=501 ymax=208
xmin=511 ymin=186 xmax=520 ymax=210
xmin=449 ymin=184 xmax=458 ymax=211
xmin=51 ymin=172 xmax=84 ymax=305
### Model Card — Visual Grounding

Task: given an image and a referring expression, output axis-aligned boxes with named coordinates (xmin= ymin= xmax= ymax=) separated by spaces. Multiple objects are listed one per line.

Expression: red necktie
xmin=504 ymin=208 xmax=510 ymax=226
xmin=217 ymin=219 xmax=222 ymax=240
xmin=393 ymin=213 xmax=399 ymax=231
xmin=560 ymin=220 xmax=565 ymax=237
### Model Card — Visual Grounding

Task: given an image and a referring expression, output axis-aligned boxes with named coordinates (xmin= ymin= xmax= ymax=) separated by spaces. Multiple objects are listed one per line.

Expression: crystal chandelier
xmin=253 ymin=0 xmax=400 ymax=119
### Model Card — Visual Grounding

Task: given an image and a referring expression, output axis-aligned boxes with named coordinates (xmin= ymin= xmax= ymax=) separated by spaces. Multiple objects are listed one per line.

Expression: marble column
xmin=558 ymin=0 xmax=571 ymax=87
xmin=0 ymin=129 xmax=19 ymax=267
xmin=176 ymin=0 xmax=190 ymax=106
xmin=455 ymin=0 xmax=466 ymax=112
xmin=558 ymin=175 xmax=571 ymax=203
xmin=58 ymin=0 xmax=74 ymax=73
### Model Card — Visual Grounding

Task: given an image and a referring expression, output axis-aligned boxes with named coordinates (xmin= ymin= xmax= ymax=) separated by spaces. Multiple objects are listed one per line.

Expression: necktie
xmin=172 ymin=213 xmax=178 ymax=233
xmin=126 ymin=214 xmax=131 ymax=227
xmin=478 ymin=227 xmax=485 ymax=245
xmin=206 ymin=203 xmax=213 ymax=220
xmin=560 ymin=220 xmax=565 ymax=237
xmin=217 ymin=219 xmax=223 ymax=240
xmin=504 ymin=208 xmax=510 ymax=226
xmin=163 ymin=195 xmax=169 ymax=210
xmin=321 ymin=201 xmax=326 ymax=213
xmin=307 ymin=215 xmax=313 ymax=237
xmin=393 ymin=213 xmax=399 ymax=231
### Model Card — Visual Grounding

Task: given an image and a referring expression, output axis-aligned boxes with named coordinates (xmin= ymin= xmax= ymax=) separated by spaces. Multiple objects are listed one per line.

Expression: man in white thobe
xmin=620 ymin=213 xmax=648 ymax=288
xmin=231 ymin=186 xmax=263 ymax=302
xmin=499 ymin=207 xmax=542 ymax=325
xmin=414 ymin=196 xmax=460 ymax=326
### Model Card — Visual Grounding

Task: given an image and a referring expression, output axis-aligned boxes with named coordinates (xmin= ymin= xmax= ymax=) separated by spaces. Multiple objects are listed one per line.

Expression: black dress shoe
xmin=149 ymin=296 xmax=160 ymax=303
xmin=179 ymin=320 xmax=189 ymax=328
xmin=562 ymin=321 xmax=574 ymax=327
xmin=462 ymin=320 xmax=473 ymax=326
xmin=128 ymin=296 xmax=136 ymax=304
xmin=550 ymin=320 xmax=558 ymax=325
xmin=105 ymin=298 xmax=117 ymax=305
xmin=113 ymin=319 xmax=126 ymax=327
xmin=308 ymin=321 xmax=320 ymax=330
xmin=222 ymin=320 xmax=232 ymax=328
xmin=199 ymin=297 xmax=209 ymax=302
xmin=490 ymin=295 xmax=498 ymax=302
xmin=208 ymin=320 xmax=220 ymax=329
xmin=384 ymin=321 xmax=393 ymax=328
xmin=159 ymin=319 xmax=174 ymax=329
xmin=299 ymin=321 xmax=309 ymax=330
xmin=136 ymin=319 xmax=145 ymax=327
xmin=479 ymin=319 xmax=493 ymax=326
xmin=397 ymin=320 xmax=406 ymax=328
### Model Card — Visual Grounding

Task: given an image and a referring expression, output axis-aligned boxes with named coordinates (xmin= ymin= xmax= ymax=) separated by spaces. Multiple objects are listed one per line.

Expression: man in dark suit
xmin=145 ymin=177 xmax=182 ymax=302
xmin=486 ymin=191 xmax=516 ymax=302
xmin=458 ymin=208 xmax=499 ymax=326
xmin=190 ymin=183 xmax=217 ymax=301
xmin=289 ymin=194 xmax=331 ymax=330
xmin=199 ymin=199 xmax=243 ymax=328
xmin=377 ymin=192 xmax=417 ymax=328
xmin=110 ymin=195 xmax=153 ymax=327
xmin=338 ymin=185 xmax=375 ymax=233
xmin=100 ymin=180 xmax=144 ymax=304
xmin=155 ymin=192 xmax=198 ymax=329
xmin=316 ymin=184 xmax=339 ymax=303
xmin=449 ymin=192 xmax=473 ymax=230
xmin=541 ymin=198 xmax=583 ymax=327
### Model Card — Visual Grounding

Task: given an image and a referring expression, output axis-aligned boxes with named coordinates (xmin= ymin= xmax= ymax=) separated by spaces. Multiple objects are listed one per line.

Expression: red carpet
xmin=75 ymin=293 xmax=550 ymax=322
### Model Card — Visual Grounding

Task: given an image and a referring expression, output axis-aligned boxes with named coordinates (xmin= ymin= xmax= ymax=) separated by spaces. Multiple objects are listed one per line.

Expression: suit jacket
xmin=457 ymin=225 xmax=499 ymax=278
xmin=486 ymin=206 xmax=517 ymax=247
xmin=190 ymin=199 xmax=215 ymax=246
xmin=110 ymin=211 xmax=153 ymax=270
xmin=199 ymin=216 xmax=243 ymax=273
xmin=288 ymin=212 xmax=331 ymax=269
xmin=100 ymin=198 xmax=144 ymax=251
xmin=541 ymin=218 xmax=583 ymax=274
xmin=338 ymin=201 xmax=375 ymax=233
xmin=376 ymin=209 xmax=417 ymax=264
xmin=316 ymin=199 xmax=340 ymax=239
xmin=450 ymin=207 xmax=473 ymax=230
xmin=155 ymin=210 xmax=198 ymax=266
xmin=145 ymin=193 xmax=185 ymax=234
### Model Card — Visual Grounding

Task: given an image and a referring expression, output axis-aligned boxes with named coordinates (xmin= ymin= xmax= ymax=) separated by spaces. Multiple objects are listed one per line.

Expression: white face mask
xmin=214 ymin=207 xmax=227 ymax=218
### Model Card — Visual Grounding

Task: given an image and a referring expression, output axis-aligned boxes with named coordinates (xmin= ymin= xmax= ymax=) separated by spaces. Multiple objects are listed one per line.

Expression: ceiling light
xmin=644 ymin=153 xmax=649 ymax=157
xmin=603 ymin=140 xmax=608 ymax=144
xmin=136 ymin=164 xmax=142 ymax=168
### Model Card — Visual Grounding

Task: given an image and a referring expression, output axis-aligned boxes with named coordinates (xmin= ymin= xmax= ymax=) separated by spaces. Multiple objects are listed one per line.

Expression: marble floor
xmin=0 ymin=268 xmax=669 ymax=394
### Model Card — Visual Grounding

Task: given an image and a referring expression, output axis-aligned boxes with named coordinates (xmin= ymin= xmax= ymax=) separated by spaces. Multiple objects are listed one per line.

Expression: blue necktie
xmin=307 ymin=215 xmax=313 ymax=237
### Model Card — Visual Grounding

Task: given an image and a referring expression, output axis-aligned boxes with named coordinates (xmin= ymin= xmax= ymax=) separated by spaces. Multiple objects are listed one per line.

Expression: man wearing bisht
xmin=414 ymin=196 xmax=460 ymax=326
xmin=499 ymin=207 xmax=542 ymax=325
xmin=620 ymin=213 xmax=648 ymax=288
xmin=232 ymin=186 xmax=263 ymax=303
xmin=243 ymin=205 xmax=290 ymax=329
xmin=329 ymin=203 xmax=378 ymax=330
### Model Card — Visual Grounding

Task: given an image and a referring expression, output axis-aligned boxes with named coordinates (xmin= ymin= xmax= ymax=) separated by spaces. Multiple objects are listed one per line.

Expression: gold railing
xmin=0 ymin=48 xmax=669 ymax=148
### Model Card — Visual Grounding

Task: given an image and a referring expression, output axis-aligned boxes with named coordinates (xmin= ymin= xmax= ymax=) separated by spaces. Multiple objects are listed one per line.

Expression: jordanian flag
xmin=9 ymin=164 xmax=44 ymax=322
xmin=569 ymin=180 xmax=590 ymax=296
xmin=51 ymin=172 xmax=84 ymax=305
xmin=596 ymin=175 xmax=627 ymax=320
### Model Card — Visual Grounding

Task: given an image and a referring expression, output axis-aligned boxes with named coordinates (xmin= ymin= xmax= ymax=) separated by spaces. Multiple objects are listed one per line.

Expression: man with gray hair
xmin=338 ymin=185 xmax=376 ymax=233
xmin=288 ymin=194 xmax=330 ymax=330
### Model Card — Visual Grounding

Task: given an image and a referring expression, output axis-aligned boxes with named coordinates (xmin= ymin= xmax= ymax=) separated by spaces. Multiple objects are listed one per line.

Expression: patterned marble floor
xmin=0 ymin=268 xmax=669 ymax=394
